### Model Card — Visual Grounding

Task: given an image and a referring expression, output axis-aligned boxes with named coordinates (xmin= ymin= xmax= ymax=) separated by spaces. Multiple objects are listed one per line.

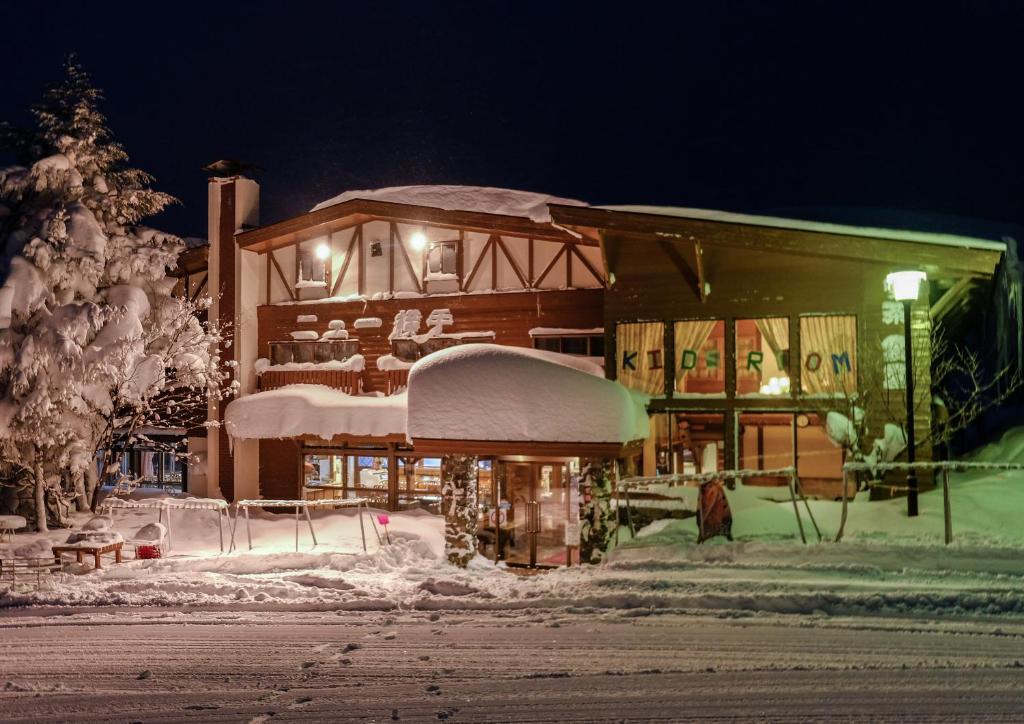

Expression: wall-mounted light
xmin=410 ymin=230 xmax=427 ymax=251
xmin=314 ymin=242 xmax=330 ymax=261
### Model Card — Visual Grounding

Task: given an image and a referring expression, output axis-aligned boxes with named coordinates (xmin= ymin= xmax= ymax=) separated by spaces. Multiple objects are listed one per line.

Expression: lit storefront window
xmin=800 ymin=315 xmax=857 ymax=395
xmin=735 ymin=318 xmax=790 ymax=396
xmin=673 ymin=320 xmax=726 ymax=395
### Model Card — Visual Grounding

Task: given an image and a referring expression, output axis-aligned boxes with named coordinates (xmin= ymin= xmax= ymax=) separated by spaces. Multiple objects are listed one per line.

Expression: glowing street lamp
xmin=885 ymin=270 xmax=927 ymax=517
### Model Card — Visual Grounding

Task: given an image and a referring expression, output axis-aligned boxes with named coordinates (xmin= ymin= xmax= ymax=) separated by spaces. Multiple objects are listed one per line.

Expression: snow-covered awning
xmin=407 ymin=344 xmax=648 ymax=449
xmin=224 ymin=385 xmax=407 ymax=441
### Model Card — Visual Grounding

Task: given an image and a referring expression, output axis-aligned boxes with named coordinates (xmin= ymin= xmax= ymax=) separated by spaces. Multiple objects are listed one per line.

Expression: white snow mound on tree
xmin=407 ymin=343 xmax=647 ymax=443
xmin=224 ymin=385 xmax=406 ymax=440
xmin=311 ymin=185 xmax=588 ymax=224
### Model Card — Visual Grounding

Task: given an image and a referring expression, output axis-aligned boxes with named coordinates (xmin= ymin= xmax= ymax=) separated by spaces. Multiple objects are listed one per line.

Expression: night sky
xmin=2 ymin=2 xmax=1022 ymax=241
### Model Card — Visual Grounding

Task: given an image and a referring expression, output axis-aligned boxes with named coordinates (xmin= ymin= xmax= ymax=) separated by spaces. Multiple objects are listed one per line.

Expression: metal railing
xmin=838 ymin=460 xmax=1024 ymax=545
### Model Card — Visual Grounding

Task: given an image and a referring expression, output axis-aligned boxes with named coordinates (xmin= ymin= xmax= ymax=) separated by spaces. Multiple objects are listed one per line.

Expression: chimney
xmin=205 ymin=173 xmax=260 ymax=501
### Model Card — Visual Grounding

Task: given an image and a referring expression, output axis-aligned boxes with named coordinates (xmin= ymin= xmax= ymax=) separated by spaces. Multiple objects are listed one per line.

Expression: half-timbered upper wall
xmin=260 ymin=219 xmax=604 ymax=305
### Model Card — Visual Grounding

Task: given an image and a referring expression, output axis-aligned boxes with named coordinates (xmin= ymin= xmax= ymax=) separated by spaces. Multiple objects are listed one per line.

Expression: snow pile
xmin=376 ymin=354 xmax=413 ymax=372
xmin=290 ymin=330 xmax=319 ymax=341
xmin=225 ymin=385 xmax=406 ymax=440
xmin=312 ymin=185 xmax=588 ymax=224
xmin=253 ymin=355 xmax=365 ymax=374
xmin=353 ymin=317 xmax=382 ymax=329
xmin=407 ymin=344 xmax=646 ymax=443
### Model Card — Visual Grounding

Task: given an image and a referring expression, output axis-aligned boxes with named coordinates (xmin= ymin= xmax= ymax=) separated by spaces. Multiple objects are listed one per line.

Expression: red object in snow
xmin=697 ymin=480 xmax=733 ymax=543
xmin=136 ymin=545 xmax=162 ymax=559
xmin=377 ymin=514 xmax=390 ymax=526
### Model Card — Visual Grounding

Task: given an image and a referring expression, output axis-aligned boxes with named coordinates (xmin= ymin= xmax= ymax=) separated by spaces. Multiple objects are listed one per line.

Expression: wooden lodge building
xmin=187 ymin=178 xmax=1005 ymax=567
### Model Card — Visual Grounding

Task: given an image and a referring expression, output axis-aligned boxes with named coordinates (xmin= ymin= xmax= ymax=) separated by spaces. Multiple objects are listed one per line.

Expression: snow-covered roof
xmin=224 ymin=385 xmax=407 ymax=440
xmin=407 ymin=344 xmax=647 ymax=444
xmin=311 ymin=185 xmax=588 ymax=224
xmin=598 ymin=205 xmax=1007 ymax=252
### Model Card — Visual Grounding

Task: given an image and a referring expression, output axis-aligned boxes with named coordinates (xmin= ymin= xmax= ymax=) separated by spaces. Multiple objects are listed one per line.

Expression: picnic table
xmin=52 ymin=541 xmax=124 ymax=569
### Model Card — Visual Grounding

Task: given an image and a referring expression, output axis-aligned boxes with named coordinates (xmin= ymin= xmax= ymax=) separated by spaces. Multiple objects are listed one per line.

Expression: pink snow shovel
xmin=377 ymin=514 xmax=392 ymax=544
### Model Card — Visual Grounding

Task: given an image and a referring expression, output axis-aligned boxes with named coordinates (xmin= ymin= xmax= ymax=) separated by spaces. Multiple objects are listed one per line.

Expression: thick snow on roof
xmin=312 ymin=185 xmax=588 ymax=223
xmin=407 ymin=344 xmax=647 ymax=444
xmin=225 ymin=385 xmax=406 ymax=440
xmin=599 ymin=205 xmax=1007 ymax=251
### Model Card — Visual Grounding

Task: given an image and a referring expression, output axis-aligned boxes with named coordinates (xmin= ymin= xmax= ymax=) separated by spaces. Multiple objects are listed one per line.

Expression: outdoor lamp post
xmin=885 ymin=270 xmax=927 ymax=517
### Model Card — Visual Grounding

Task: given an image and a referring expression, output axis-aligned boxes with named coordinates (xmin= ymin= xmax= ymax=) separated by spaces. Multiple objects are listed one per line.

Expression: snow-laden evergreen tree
xmin=0 ymin=60 xmax=227 ymax=530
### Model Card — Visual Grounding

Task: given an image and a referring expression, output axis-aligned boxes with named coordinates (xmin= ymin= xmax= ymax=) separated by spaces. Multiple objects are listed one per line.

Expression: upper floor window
xmin=297 ymin=243 xmax=329 ymax=288
xmin=426 ymin=240 xmax=458 ymax=280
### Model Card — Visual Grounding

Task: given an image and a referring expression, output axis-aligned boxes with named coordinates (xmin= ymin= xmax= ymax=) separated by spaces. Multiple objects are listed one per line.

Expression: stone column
xmin=441 ymin=454 xmax=478 ymax=568
xmin=579 ymin=457 xmax=617 ymax=564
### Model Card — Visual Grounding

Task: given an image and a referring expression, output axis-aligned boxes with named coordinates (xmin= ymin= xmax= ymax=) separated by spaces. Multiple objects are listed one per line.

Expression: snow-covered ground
xmin=3 ymin=462 xmax=1024 ymax=622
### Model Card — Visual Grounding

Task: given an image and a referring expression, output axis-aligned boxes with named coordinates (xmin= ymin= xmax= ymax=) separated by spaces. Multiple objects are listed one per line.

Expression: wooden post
xmin=387 ymin=444 xmax=399 ymax=512
xmin=788 ymin=471 xmax=807 ymax=544
xmin=835 ymin=467 xmax=849 ymax=542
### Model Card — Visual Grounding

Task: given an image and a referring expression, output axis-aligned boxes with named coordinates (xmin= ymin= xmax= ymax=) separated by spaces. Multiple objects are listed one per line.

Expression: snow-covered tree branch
xmin=0 ymin=59 xmax=230 ymax=529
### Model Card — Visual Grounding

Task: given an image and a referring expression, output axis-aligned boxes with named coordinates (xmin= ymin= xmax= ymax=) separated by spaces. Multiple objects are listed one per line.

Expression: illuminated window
xmin=736 ymin=318 xmax=790 ymax=396
xmin=296 ymin=244 xmax=328 ymax=287
xmin=800 ymin=315 xmax=857 ymax=394
xmin=674 ymin=319 xmax=725 ymax=395
xmin=616 ymin=322 xmax=665 ymax=396
xmin=426 ymin=241 xmax=458 ymax=279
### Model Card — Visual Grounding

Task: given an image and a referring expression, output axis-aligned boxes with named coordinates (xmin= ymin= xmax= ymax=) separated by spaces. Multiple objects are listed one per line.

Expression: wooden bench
xmin=52 ymin=541 xmax=124 ymax=569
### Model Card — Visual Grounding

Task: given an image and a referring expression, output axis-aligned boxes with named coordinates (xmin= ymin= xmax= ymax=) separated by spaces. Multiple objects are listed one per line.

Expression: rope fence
xmin=616 ymin=466 xmax=822 ymax=544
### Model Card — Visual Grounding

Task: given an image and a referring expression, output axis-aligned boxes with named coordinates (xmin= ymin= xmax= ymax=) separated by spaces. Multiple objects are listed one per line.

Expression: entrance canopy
xmin=407 ymin=344 xmax=648 ymax=456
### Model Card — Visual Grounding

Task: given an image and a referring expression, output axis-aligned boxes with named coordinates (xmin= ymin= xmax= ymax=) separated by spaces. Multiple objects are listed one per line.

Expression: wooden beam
xmin=264 ymin=251 xmax=271 ymax=304
xmin=462 ymin=236 xmax=495 ymax=292
xmin=457 ymin=230 xmax=465 ymax=281
xmin=566 ymin=243 xmax=573 ymax=288
xmin=930 ymin=276 xmax=974 ymax=320
xmin=528 ymin=237 xmax=534 ymax=287
xmin=548 ymin=204 xmax=1003 ymax=277
xmin=388 ymin=224 xmax=396 ymax=294
xmin=189 ymin=273 xmax=209 ymax=303
xmin=534 ymin=245 xmax=568 ymax=288
xmin=569 ymin=244 xmax=605 ymax=287
xmin=324 ymin=232 xmax=333 ymax=295
xmin=495 ymin=235 xmax=529 ymax=289
xmin=235 ymin=198 xmax=590 ymax=253
xmin=491 ymin=234 xmax=498 ymax=289
xmin=693 ymin=239 xmax=706 ymax=303
xmin=358 ymin=224 xmax=366 ymax=297
xmin=655 ymin=240 xmax=702 ymax=302
xmin=392 ymin=223 xmax=424 ymax=293
xmin=331 ymin=225 xmax=361 ymax=297
xmin=268 ymin=250 xmax=296 ymax=301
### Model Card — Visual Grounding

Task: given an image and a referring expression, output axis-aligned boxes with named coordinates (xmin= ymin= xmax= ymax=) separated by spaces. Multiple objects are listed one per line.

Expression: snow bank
xmin=225 ymin=385 xmax=406 ymax=440
xmin=407 ymin=344 xmax=646 ymax=443
xmin=312 ymin=185 xmax=588 ymax=224
xmin=253 ymin=355 xmax=365 ymax=374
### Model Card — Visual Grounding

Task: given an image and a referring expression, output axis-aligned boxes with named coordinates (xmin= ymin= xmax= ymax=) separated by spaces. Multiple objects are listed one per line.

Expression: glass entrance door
xmin=496 ymin=462 xmax=568 ymax=568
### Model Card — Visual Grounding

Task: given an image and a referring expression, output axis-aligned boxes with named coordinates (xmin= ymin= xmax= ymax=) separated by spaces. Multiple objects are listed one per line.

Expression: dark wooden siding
xmin=257 ymin=289 xmax=604 ymax=393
